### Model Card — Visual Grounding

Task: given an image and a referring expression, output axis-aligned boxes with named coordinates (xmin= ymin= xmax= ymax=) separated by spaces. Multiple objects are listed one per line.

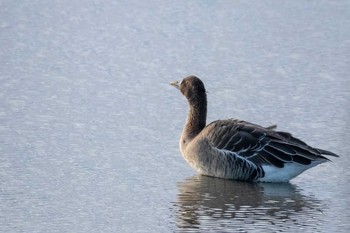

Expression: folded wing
xmin=203 ymin=119 xmax=338 ymax=169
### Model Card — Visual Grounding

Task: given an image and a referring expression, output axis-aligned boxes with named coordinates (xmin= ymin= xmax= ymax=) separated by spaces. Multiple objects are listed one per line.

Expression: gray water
xmin=1 ymin=0 xmax=349 ymax=232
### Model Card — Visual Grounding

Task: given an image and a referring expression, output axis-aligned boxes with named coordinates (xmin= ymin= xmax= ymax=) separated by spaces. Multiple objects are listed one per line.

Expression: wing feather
xmin=263 ymin=146 xmax=293 ymax=162
xmin=203 ymin=119 xmax=337 ymax=169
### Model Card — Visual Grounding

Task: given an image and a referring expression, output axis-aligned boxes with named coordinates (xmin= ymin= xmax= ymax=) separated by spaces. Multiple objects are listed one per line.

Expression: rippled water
xmin=175 ymin=176 xmax=325 ymax=232
xmin=1 ymin=0 xmax=349 ymax=232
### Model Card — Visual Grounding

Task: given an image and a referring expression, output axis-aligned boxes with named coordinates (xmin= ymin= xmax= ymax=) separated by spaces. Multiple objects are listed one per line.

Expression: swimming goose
xmin=171 ymin=76 xmax=338 ymax=182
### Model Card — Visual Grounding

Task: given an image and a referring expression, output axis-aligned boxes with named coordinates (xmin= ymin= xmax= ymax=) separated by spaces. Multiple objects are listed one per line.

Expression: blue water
xmin=1 ymin=0 xmax=349 ymax=232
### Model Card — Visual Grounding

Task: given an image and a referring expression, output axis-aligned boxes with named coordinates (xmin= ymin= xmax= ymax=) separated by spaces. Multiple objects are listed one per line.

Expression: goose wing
xmin=202 ymin=119 xmax=338 ymax=168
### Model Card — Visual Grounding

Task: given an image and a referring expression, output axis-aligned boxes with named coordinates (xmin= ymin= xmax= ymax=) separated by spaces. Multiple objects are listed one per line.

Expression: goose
xmin=170 ymin=76 xmax=338 ymax=182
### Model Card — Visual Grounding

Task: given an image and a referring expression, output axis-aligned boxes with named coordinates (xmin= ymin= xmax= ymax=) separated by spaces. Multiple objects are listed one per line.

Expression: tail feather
xmin=316 ymin=148 xmax=339 ymax=157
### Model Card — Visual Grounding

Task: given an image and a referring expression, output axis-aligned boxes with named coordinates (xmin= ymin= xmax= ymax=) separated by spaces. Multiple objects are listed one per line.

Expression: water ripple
xmin=172 ymin=175 xmax=325 ymax=232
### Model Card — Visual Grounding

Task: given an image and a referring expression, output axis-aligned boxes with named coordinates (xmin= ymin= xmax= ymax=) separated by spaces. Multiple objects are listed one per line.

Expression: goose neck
xmin=183 ymin=94 xmax=207 ymax=139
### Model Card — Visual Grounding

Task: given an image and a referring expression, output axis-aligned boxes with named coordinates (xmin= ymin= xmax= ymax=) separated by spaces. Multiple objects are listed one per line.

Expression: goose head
xmin=170 ymin=76 xmax=206 ymax=103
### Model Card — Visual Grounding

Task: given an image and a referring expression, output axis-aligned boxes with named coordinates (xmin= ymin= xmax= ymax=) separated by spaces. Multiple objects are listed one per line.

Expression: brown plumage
xmin=171 ymin=76 xmax=338 ymax=182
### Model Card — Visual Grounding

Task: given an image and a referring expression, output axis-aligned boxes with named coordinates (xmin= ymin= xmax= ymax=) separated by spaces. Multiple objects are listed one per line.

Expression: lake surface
xmin=1 ymin=0 xmax=349 ymax=232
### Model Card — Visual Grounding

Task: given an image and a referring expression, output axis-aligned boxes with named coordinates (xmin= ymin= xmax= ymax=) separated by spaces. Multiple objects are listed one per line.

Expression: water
xmin=175 ymin=176 xmax=326 ymax=232
xmin=1 ymin=0 xmax=349 ymax=232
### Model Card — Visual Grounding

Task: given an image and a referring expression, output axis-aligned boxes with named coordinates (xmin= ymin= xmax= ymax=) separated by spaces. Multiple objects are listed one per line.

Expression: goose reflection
xmin=173 ymin=175 xmax=323 ymax=231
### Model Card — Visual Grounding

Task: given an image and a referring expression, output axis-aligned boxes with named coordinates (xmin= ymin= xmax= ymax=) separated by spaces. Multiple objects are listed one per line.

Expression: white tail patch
xmin=258 ymin=160 xmax=326 ymax=182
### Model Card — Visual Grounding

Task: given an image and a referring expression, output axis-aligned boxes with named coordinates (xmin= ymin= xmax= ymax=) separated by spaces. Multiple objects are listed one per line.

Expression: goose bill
xmin=170 ymin=80 xmax=181 ymax=89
